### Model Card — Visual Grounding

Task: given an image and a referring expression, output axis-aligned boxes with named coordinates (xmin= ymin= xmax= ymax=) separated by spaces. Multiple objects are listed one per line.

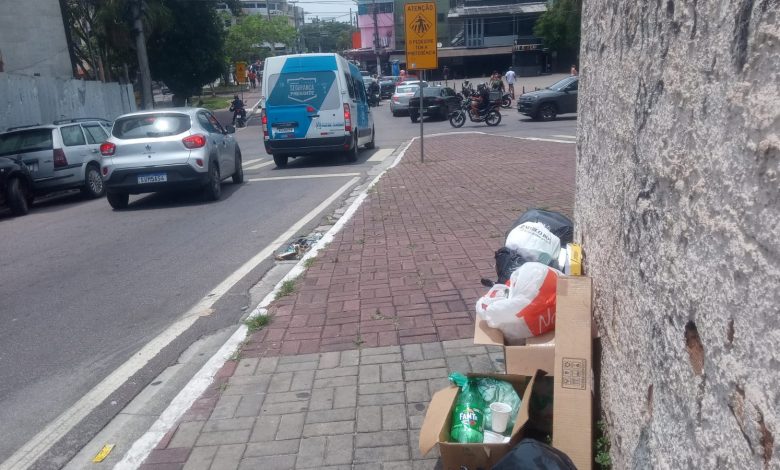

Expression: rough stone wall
xmin=576 ymin=1 xmax=779 ymax=468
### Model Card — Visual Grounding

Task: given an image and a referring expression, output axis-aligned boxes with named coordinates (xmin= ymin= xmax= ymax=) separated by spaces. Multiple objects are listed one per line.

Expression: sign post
xmin=235 ymin=61 xmax=247 ymax=101
xmin=405 ymin=2 xmax=437 ymax=163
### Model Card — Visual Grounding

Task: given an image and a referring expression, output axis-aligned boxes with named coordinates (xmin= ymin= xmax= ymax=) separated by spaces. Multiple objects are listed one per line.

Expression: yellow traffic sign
xmin=235 ymin=62 xmax=247 ymax=83
xmin=405 ymin=2 xmax=437 ymax=70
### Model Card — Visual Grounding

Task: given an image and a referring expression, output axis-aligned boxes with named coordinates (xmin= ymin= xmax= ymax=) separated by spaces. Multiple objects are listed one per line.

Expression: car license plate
xmin=275 ymin=127 xmax=294 ymax=134
xmin=138 ymin=172 xmax=167 ymax=184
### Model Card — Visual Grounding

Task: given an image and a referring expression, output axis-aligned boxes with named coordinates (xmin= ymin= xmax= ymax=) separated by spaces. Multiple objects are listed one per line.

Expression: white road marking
xmin=0 ymin=177 xmax=360 ymax=470
xmin=551 ymin=134 xmax=576 ymax=140
xmin=242 ymin=160 xmax=273 ymax=171
xmin=247 ymin=173 xmax=360 ymax=182
xmin=366 ymin=148 xmax=393 ymax=162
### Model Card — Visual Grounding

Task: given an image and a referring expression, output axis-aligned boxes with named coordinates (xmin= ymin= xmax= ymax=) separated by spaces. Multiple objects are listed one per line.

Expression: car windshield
xmin=112 ymin=114 xmax=191 ymax=139
xmin=396 ymin=86 xmax=417 ymax=94
xmin=413 ymin=88 xmax=442 ymax=97
xmin=0 ymin=128 xmax=53 ymax=156
xmin=547 ymin=77 xmax=577 ymax=92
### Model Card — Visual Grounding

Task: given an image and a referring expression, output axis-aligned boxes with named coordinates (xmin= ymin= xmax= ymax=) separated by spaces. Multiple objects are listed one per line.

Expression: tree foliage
xmin=224 ymin=15 xmax=298 ymax=62
xmin=147 ymin=0 xmax=225 ymax=101
xmin=300 ymin=21 xmax=356 ymax=53
xmin=533 ymin=0 xmax=582 ymax=53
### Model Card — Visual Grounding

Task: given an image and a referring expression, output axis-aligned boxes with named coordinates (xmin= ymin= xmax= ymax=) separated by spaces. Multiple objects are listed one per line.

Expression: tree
xmin=300 ymin=21 xmax=356 ymax=53
xmin=533 ymin=0 xmax=582 ymax=54
xmin=225 ymin=15 xmax=297 ymax=63
xmin=147 ymin=0 xmax=225 ymax=103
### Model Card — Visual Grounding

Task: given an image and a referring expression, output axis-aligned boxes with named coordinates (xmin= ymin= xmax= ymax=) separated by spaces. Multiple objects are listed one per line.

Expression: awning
xmin=447 ymin=2 xmax=547 ymax=18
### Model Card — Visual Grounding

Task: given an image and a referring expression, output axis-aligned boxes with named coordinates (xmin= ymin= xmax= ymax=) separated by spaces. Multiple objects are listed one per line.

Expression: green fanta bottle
xmin=449 ymin=373 xmax=486 ymax=443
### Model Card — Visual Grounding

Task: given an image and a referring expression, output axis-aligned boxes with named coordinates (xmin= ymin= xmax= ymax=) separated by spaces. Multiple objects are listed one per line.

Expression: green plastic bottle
xmin=449 ymin=372 xmax=486 ymax=443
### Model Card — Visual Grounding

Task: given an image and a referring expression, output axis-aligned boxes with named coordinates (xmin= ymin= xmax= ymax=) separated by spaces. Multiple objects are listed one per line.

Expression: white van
xmin=261 ymin=53 xmax=376 ymax=168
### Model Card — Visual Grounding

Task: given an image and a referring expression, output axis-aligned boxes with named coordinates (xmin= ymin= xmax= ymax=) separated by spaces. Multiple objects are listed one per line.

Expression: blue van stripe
xmin=280 ymin=55 xmax=337 ymax=73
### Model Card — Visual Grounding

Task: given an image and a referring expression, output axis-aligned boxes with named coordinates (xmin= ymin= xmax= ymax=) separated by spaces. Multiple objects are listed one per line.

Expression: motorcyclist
xmin=229 ymin=95 xmax=246 ymax=125
xmin=368 ymin=80 xmax=380 ymax=105
xmin=470 ymin=83 xmax=490 ymax=118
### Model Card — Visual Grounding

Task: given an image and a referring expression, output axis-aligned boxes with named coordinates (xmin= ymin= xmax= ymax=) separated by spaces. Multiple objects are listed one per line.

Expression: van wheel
xmin=82 ymin=163 xmax=105 ymax=198
xmin=107 ymin=191 xmax=129 ymax=210
xmin=7 ymin=177 xmax=30 ymax=216
xmin=365 ymin=127 xmax=376 ymax=149
xmin=345 ymin=137 xmax=359 ymax=163
xmin=273 ymin=154 xmax=288 ymax=168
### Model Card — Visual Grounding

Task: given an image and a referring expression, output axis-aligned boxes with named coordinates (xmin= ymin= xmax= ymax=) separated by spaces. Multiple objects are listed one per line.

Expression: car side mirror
xmin=225 ymin=124 xmax=236 ymax=134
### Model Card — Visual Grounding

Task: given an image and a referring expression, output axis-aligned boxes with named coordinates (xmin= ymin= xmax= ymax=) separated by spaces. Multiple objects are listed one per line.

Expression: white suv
xmin=0 ymin=118 xmax=113 ymax=199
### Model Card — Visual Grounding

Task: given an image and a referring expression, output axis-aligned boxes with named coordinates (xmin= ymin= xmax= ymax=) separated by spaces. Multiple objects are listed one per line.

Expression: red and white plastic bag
xmin=475 ymin=262 xmax=560 ymax=344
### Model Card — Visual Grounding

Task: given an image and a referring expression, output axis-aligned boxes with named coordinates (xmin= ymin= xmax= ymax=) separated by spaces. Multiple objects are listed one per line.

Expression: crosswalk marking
xmin=366 ymin=148 xmax=394 ymax=162
xmin=247 ymin=172 xmax=361 ymax=182
xmin=243 ymin=160 xmax=273 ymax=170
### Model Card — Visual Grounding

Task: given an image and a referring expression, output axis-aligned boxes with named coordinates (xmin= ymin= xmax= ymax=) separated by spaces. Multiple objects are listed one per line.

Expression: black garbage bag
xmin=492 ymin=438 xmax=577 ymax=470
xmin=507 ymin=209 xmax=574 ymax=246
xmin=495 ymin=247 xmax=529 ymax=284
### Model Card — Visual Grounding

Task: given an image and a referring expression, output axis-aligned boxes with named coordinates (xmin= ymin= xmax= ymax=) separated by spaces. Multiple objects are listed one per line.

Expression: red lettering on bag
xmin=516 ymin=269 xmax=557 ymax=336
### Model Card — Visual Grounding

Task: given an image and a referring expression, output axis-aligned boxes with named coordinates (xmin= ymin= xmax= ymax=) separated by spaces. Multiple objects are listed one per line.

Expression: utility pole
xmin=372 ymin=0 xmax=380 ymax=76
xmin=132 ymin=0 xmax=153 ymax=109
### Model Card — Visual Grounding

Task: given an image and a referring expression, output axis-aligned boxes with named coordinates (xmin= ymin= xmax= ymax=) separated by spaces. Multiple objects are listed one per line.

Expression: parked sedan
xmin=0 ymin=155 xmax=34 ymax=216
xmin=390 ymin=83 xmax=427 ymax=116
xmin=408 ymin=86 xmax=462 ymax=122
xmin=100 ymin=108 xmax=243 ymax=209
xmin=517 ymin=76 xmax=579 ymax=121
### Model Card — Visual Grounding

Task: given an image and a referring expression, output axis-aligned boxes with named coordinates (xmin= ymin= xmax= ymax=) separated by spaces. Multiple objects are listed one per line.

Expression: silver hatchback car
xmin=101 ymin=108 xmax=243 ymax=209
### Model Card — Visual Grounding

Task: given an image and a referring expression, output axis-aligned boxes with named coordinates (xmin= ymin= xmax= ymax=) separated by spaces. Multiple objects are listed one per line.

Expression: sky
xmin=293 ymin=0 xmax=359 ymax=23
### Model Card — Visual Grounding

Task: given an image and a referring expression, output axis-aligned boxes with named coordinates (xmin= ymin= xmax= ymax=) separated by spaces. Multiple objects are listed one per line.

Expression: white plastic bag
xmin=505 ymin=222 xmax=561 ymax=265
xmin=475 ymin=262 xmax=560 ymax=344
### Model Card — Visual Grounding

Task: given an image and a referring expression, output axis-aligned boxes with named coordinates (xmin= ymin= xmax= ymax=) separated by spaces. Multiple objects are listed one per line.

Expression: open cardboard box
xmin=419 ymin=372 xmax=539 ymax=470
xmin=474 ymin=317 xmax=555 ymax=375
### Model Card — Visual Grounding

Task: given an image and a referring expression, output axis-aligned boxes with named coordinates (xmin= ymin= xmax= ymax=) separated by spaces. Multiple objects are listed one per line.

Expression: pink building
xmin=356 ymin=1 xmax=394 ymax=50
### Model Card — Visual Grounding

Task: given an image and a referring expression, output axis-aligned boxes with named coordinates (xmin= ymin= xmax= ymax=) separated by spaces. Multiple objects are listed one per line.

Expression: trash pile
xmin=274 ymin=233 xmax=323 ymax=261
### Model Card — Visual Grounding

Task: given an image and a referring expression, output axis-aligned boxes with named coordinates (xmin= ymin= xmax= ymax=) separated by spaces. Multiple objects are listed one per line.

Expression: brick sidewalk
xmin=141 ymin=134 xmax=575 ymax=469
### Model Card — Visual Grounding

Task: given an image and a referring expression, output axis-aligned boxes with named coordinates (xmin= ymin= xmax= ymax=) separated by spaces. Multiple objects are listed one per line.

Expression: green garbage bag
xmin=449 ymin=372 xmax=486 ymax=443
xmin=475 ymin=377 xmax=522 ymax=435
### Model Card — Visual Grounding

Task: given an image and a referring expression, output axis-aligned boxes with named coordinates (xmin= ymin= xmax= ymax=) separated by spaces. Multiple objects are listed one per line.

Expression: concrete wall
xmin=576 ymin=1 xmax=779 ymax=469
xmin=0 ymin=0 xmax=73 ymax=78
xmin=0 ymin=73 xmax=136 ymax=131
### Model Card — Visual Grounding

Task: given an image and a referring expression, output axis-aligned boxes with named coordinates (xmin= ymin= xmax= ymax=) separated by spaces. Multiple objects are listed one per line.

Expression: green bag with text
xmin=449 ymin=372 xmax=486 ymax=443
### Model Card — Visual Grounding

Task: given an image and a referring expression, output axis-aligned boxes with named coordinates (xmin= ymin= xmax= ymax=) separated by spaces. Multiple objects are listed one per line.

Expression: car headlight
xmin=524 ymin=95 xmax=538 ymax=101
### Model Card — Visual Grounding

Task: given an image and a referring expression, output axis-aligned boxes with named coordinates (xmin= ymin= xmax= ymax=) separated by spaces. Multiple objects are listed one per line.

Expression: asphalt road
xmin=0 ymin=102 xmax=575 ymax=467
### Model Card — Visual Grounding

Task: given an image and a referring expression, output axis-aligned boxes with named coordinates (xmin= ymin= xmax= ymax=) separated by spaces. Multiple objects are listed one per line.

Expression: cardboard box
xmin=552 ymin=276 xmax=593 ymax=470
xmin=474 ymin=318 xmax=555 ymax=375
xmin=419 ymin=372 xmax=539 ymax=470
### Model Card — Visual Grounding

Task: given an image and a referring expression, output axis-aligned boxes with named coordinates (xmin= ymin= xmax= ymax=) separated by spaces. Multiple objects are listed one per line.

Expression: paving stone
xmin=244 ymin=438 xmax=300 ymax=457
xmin=221 ymin=383 xmax=267 ymax=396
xmin=360 ymin=381 xmax=405 ymax=395
xmin=323 ymin=434 xmax=354 ymax=465
xmin=468 ymin=354 xmax=497 ymax=373
xmin=405 ymin=381 xmax=430 ymax=404
xmin=412 ymin=460 xmax=440 ymax=470
xmin=182 ymin=445 xmax=217 ymax=470
xmin=169 ymin=421 xmax=205 ymax=448
xmin=296 ymin=437 xmax=326 ymax=468
xmin=384 ymin=462 xmax=414 ymax=470
xmin=408 ymin=414 xmax=424 ymax=430
xmin=358 ymin=391 xmax=406 ymax=406
xmin=302 ymin=420 xmax=354 ymax=437
xmin=202 ymin=417 xmax=255 ymax=433
xmin=409 ymin=429 xmax=439 ymax=459
xmin=403 ymin=359 xmax=447 ymax=371
xmin=195 ymin=429 xmax=251 ymax=447
xmin=276 ymin=361 xmax=319 ymax=373
xmin=145 ymin=447 xmax=191 ymax=464
xmin=279 ymin=353 xmax=320 ymax=364
xmin=340 ymin=350 xmax=360 ymax=367
xmin=421 ymin=343 xmax=444 ymax=360
xmin=357 ymin=405 xmax=382 ymax=432
xmin=210 ymin=444 xmax=244 ymax=470
xmin=427 ymin=378 xmax=450 ymax=396
xmin=313 ymin=375 xmax=358 ymax=388
xmin=268 ymin=372 xmax=294 ymax=393
xmin=276 ymin=412 xmax=306 ymax=440
xmin=445 ymin=355 xmax=472 ymax=373
xmin=306 ymin=408 xmax=356 ymax=424
xmin=264 ymin=391 xmax=311 ymax=404
xmin=361 ymin=345 xmax=402 ymax=356
xmin=358 ymin=364 xmax=380 ymax=384
xmin=318 ymin=351 xmax=341 ymax=369
xmin=442 ymin=345 xmax=487 ymax=357
xmin=354 ymin=445 xmax=410 ymax=463
xmin=228 ymin=375 xmax=271 ymax=387
xmin=381 ymin=363 xmax=403 ymax=382
xmin=382 ymin=404 xmax=408 ymax=430
xmin=234 ymin=394 xmax=265 ymax=418
xmin=249 ymin=415 xmax=280 ymax=442
xmin=361 ymin=353 xmax=402 ymax=365
xmin=356 ymin=430 xmax=408 ymax=448
xmin=238 ymin=455 xmax=295 ymax=470
xmin=401 ymin=344 xmax=424 ymax=362
xmin=260 ymin=400 xmax=309 ymax=415
xmin=308 ymin=387 xmax=334 ymax=411
xmin=333 ymin=385 xmax=357 ymax=408
xmin=210 ymin=395 xmax=241 ymax=420
xmin=404 ymin=368 xmax=449 ymax=382
xmin=255 ymin=357 xmax=279 ymax=374
xmin=315 ymin=366 xmax=358 ymax=379
xmin=234 ymin=358 xmax=259 ymax=376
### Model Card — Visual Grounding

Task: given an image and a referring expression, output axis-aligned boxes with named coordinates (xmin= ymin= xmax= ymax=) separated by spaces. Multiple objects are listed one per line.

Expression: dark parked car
xmin=517 ymin=76 xmax=579 ymax=121
xmin=408 ymin=86 xmax=462 ymax=122
xmin=379 ymin=76 xmax=399 ymax=99
xmin=0 ymin=155 xmax=35 ymax=216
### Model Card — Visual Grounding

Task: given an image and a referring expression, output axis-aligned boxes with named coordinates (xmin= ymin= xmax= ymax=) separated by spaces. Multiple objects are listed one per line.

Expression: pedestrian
xmin=443 ymin=65 xmax=449 ymax=85
xmin=490 ymin=71 xmax=504 ymax=92
xmin=504 ymin=67 xmax=516 ymax=99
xmin=570 ymin=64 xmax=578 ymax=76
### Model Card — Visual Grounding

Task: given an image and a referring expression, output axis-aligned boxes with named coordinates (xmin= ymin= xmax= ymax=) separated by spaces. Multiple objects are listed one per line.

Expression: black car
xmin=0 ymin=156 xmax=35 ymax=216
xmin=408 ymin=86 xmax=462 ymax=122
xmin=517 ymin=76 xmax=579 ymax=121
xmin=379 ymin=76 xmax=399 ymax=99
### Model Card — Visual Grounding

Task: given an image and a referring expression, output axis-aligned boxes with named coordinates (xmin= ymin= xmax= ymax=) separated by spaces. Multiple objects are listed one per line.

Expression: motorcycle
xmin=500 ymin=92 xmax=512 ymax=109
xmin=368 ymin=91 xmax=380 ymax=107
xmin=449 ymin=97 xmax=502 ymax=128
xmin=230 ymin=104 xmax=247 ymax=128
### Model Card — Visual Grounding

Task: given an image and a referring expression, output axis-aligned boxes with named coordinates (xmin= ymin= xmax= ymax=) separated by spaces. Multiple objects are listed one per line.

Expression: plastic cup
xmin=490 ymin=402 xmax=512 ymax=433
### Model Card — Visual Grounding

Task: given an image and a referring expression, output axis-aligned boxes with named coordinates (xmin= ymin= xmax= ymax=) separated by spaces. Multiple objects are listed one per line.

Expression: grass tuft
xmin=244 ymin=314 xmax=272 ymax=333
xmin=275 ymin=279 xmax=297 ymax=299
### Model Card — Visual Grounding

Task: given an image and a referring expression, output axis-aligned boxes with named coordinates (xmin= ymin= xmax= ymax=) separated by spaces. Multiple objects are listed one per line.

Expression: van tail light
xmin=100 ymin=142 xmax=116 ymax=156
xmin=261 ymin=109 xmax=269 ymax=141
xmin=53 ymin=148 xmax=68 ymax=168
xmin=343 ymin=104 xmax=352 ymax=133
xmin=182 ymin=134 xmax=207 ymax=149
